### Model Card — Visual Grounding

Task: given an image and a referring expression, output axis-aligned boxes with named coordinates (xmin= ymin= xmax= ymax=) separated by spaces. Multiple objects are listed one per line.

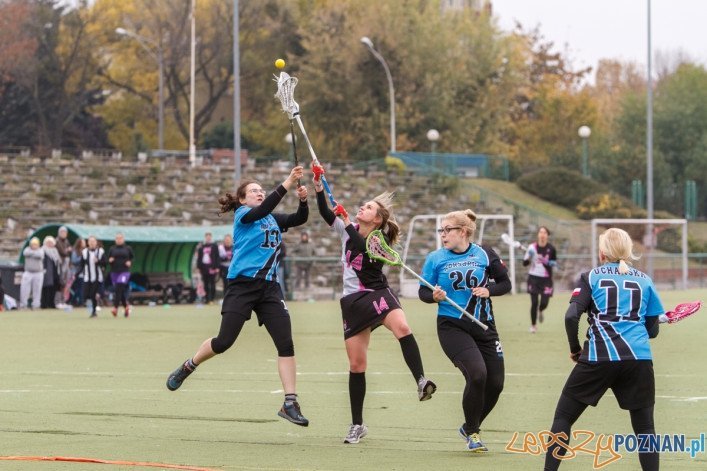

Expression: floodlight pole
xmin=361 ymin=36 xmax=396 ymax=153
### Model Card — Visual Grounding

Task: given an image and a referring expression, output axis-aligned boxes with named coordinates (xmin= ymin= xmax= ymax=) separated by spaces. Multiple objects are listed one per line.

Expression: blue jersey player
xmin=166 ymin=166 xmax=312 ymax=427
xmin=419 ymin=209 xmax=511 ymax=452
xmin=545 ymin=228 xmax=664 ymax=471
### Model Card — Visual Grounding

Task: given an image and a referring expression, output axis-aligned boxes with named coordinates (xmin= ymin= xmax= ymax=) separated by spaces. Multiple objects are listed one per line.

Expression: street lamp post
xmin=116 ymin=27 xmax=164 ymax=151
xmin=426 ymin=129 xmax=440 ymax=154
xmin=360 ymin=36 xmax=396 ymax=153
xmin=578 ymin=125 xmax=591 ymax=177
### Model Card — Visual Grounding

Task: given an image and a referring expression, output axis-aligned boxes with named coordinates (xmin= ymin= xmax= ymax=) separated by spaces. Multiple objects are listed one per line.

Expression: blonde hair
xmin=372 ymin=191 xmax=400 ymax=244
xmin=443 ymin=209 xmax=477 ymax=239
xmin=43 ymin=235 xmax=56 ymax=247
xmin=598 ymin=228 xmax=639 ymax=274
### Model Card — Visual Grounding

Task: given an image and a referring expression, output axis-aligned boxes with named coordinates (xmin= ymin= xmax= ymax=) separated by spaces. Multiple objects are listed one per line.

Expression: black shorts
xmin=437 ymin=316 xmax=504 ymax=362
xmin=527 ymin=274 xmax=554 ymax=296
xmin=340 ymin=288 xmax=401 ymax=339
xmin=562 ymin=360 xmax=655 ymax=410
xmin=222 ymin=276 xmax=289 ymax=327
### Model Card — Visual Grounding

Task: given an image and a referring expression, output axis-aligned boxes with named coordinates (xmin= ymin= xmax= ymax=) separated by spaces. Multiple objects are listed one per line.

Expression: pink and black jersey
xmin=330 ymin=218 xmax=389 ymax=296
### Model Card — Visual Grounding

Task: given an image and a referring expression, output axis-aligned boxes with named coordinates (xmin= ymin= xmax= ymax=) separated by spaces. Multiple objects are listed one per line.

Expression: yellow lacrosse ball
xmin=275 ymin=58 xmax=286 ymax=69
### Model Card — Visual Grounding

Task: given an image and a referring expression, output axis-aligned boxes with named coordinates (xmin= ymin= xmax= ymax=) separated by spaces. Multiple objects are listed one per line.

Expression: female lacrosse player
xmin=523 ymin=226 xmax=557 ymax=333
xmin=418 ymin=209 xmax=511 ymax=452
xmin=166 ymin=166 xmax=312 ymax=427
xmin=544 ymin=228 xmax=663 ymax=471
xmin=312 ymin=165 xmax=436 ymax=445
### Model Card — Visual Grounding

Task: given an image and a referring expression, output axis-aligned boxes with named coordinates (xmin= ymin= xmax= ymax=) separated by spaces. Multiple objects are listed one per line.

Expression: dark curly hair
xmin=218 ymin=179 xmax=258 ymax=216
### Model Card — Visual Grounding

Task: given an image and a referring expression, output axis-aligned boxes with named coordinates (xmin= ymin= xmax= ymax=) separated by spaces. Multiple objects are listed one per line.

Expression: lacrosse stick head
xmin=274 ymin=72 xmax=300 ymax=119
xmin=501 ymin=233 xmax=521 ymax=249
xmin=662 ymin=301 xmax=702 ymax=324
xmin=366 ymin=230 xmax=402 ymax=266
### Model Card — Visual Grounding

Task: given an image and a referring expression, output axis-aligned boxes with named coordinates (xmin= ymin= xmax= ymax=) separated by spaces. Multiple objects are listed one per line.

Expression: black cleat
xmin=166 ymin=361 xmax=194 ymax=391
xmin=278 ymin=401 xmax=309 ymax=427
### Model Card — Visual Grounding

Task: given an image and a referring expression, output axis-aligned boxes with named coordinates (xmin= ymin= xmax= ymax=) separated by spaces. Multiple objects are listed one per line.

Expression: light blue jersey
xmin=420 ymin=244 xmax=507 ymax=323
xmin=227 ymin=206 xmax=282 ymax=281
xmin=571 ymin=263 xmax=664 ymax=361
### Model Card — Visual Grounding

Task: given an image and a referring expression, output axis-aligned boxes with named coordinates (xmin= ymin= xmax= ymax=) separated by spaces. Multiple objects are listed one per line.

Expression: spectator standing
xmin=41 ymin=236 xmax=61 ymax=309
xmin=107 ymin=233 xmax=134 ymax=317
xmin=69 ymin=238 xmax=86 ymax=306
xmin=55 ymin=226 xmax=72 ymax=305
xmin=81 ymin=235 xmax=106 ymax=318
xmin=20 ymin=237 xmax=44 ymax=310
xmin=196 ymin=232 xmax=219 ymax=304
xmin=218 ymin=234 xmax=234 ymax=295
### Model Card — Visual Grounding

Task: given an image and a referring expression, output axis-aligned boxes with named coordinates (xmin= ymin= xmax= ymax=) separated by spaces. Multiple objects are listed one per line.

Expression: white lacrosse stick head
xmin=274 ymin=72 xmax=300 ymax=119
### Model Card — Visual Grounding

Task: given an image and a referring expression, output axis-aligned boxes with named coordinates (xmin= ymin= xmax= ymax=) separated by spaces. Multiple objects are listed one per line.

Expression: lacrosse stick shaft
xmin=288 ymin=120 xmax=300 ymax=187
xmin=294 ymin=114 xmax=337 ymax=207
xmin=401 ymin=265 xmax=488 ymax=330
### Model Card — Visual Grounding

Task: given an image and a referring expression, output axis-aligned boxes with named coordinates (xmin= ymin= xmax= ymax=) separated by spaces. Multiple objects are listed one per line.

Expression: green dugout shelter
xmin=22 ymin=223 xmax=233 ymax=280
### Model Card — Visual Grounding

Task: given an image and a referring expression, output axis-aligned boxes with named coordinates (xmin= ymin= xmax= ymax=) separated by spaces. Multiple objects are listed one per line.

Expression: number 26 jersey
xmin=421 ymin=244 xmax=507 ymax=324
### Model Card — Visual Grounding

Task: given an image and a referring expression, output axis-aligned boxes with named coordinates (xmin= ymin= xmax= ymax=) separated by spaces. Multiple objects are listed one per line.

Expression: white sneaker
xmin=417 ymin=376 xmax=437 ymax=401
xmin=529 ymin=325 xmax=537 ymax=333
xmin=343 ymin=424 xmax=368 ymax=444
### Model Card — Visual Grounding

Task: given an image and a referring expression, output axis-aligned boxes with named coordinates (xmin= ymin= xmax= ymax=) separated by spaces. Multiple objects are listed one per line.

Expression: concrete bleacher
xmin=0 ymin=151 xmax=475 ymax=270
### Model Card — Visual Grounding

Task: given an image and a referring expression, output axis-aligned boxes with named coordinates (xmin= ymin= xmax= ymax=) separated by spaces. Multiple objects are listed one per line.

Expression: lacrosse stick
xmin=658 ymin=301 xmax=701 ymax=324
xmin=366 ymin=230 xmax=488 ymax=330
xmin=274 ymin=72 xmax=336 ymax=207
xmin=288 ymin=121 xmax=300 ymax=187
xmin=501 ymin=233 xmax=527 ymax=252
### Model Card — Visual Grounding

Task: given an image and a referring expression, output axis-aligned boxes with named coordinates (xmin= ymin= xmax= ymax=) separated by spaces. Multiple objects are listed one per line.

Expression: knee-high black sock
xmin=398 ymin=333 xmax=424 ymax=381
xmin=349 ymin=372 xmax=366 ymax=425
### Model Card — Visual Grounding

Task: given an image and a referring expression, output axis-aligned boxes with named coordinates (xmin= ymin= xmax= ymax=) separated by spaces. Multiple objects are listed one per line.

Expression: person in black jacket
xmin=108 ymin=233 xmax=134 ymax=317
xmin=196 ymin=232 xmax=219 ymax=304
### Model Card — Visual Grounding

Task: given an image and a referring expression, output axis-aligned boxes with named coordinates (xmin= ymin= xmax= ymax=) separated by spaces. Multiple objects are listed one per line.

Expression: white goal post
xmin=399 ymin=214 xmax=517 ymax=297
xmin=590 ymin=218 xmax=688 ymax=289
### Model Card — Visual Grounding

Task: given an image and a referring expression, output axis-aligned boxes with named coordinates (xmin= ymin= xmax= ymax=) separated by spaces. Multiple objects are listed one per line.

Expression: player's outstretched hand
xmin=333 ymin=203 xmax=348 ymax=219
xmin=312 ymin=163 xmax=325 ymax=182
xmin=284 ymin=165 xmax=304 ymax=190
xmin=296 ymin=185 xmax=308 ymax=201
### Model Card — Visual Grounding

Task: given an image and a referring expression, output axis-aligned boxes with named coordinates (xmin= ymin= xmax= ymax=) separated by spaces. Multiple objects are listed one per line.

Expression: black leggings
xmin=113 ymin=283 xmax=129 ymax=308
xmin=530 ymin=293 xmax=550 ymax=325
xmin=453 ymin=348 xmax=505 ymax=434
xmin=544 ymin=394 xmax=658 ymax=471
xmin=210 ymin=311 xmax=295 ymax=357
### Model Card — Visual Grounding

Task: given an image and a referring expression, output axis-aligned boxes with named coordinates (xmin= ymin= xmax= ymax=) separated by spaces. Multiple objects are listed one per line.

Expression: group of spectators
xmin=17 ymin=228 xmax=135 ymax=317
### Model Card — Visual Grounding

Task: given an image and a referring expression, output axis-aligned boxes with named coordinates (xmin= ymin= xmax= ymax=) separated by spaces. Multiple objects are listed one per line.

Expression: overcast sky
xmin=491 ymin=0 xmax=707 ymax=77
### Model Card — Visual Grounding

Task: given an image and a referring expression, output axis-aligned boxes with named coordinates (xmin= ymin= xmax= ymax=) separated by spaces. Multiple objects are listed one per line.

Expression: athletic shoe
xmin=343 ymin=424 xmax=368 ymax=444
xmin=417 ymin=376 xmax=437 ymax=401
xmin=124 ymin=306 xmax=131 ymax=318
xmin=538 ymin=310 xmax=544 ymax=323
xmin=459 ymin=426 xmax=488 ymax=452
xmin=89 ymin=313 xmax=97 ymax=318
xmin=277 ymin=401 xmax=309 ymax=427
xmin=166 ymin=361 xmax=195 ymax=391
xmin=529 ymin=325 xmax=537 ymax=333
xmin=111 ymin=307 xmax=118 ymax=317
